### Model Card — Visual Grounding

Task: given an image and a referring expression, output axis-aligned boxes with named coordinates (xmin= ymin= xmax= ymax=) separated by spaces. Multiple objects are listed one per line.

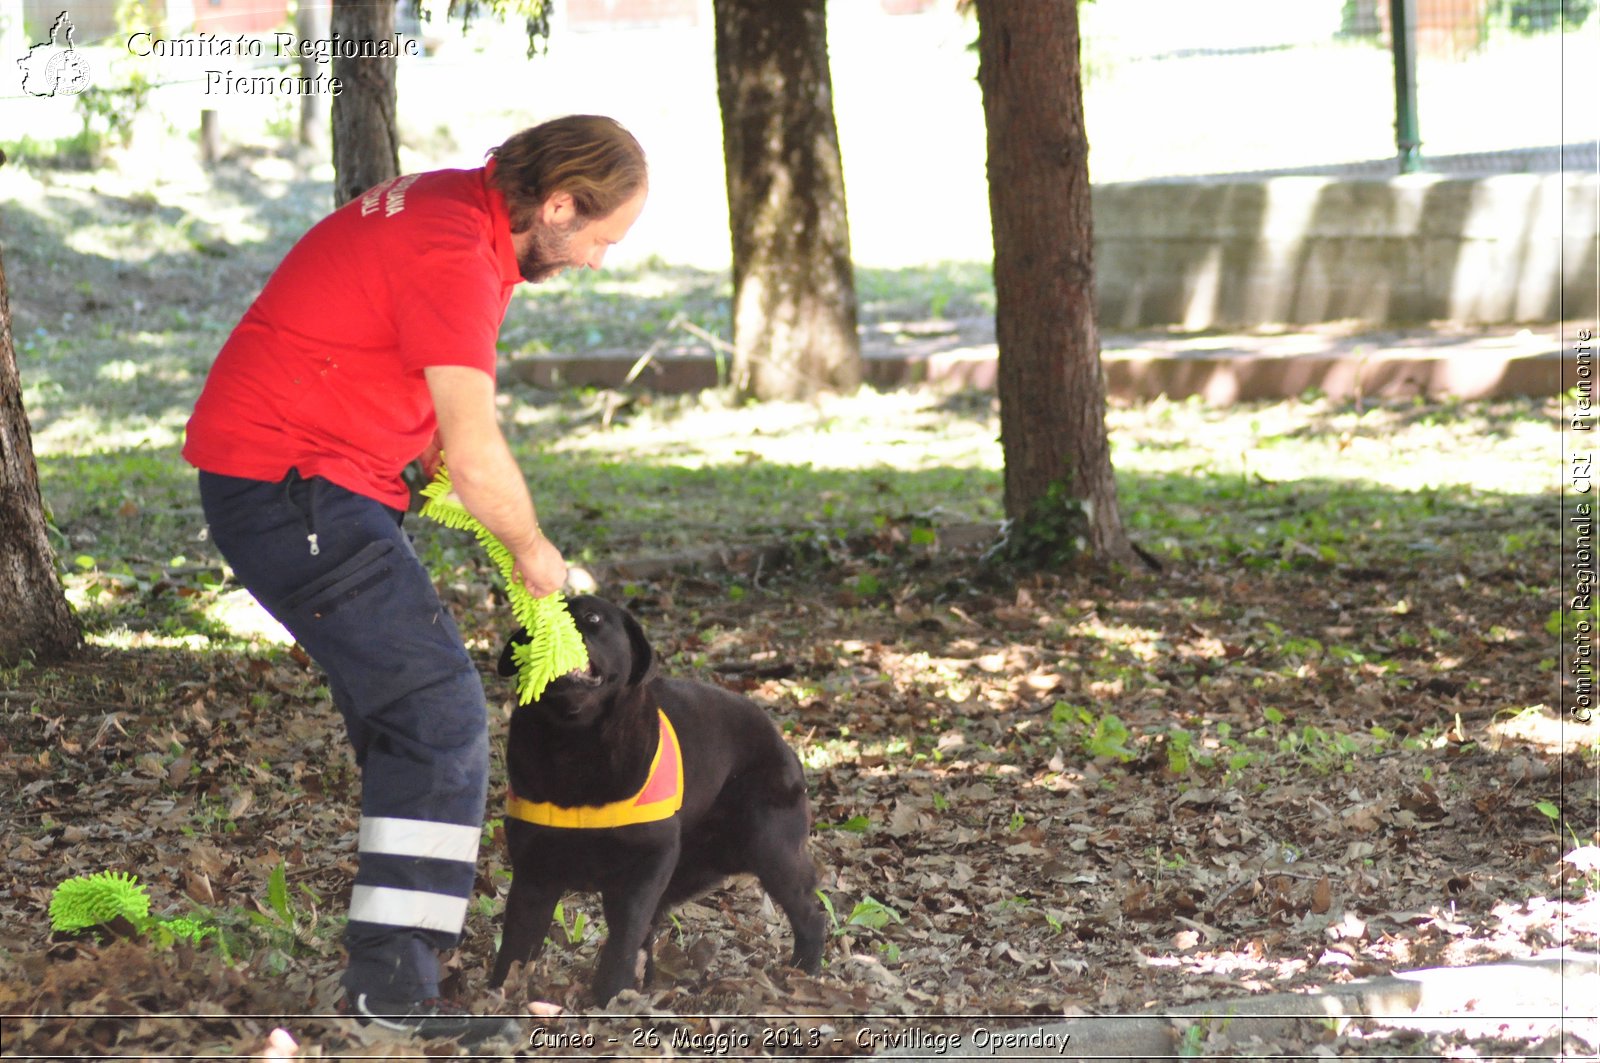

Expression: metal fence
xmin=1077 ymin=0 xmax=1598 ymax=183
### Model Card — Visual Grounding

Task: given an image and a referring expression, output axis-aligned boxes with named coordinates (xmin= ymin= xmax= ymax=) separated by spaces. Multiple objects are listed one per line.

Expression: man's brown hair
xmin=488 ymin=115 xmax=647 ymax=233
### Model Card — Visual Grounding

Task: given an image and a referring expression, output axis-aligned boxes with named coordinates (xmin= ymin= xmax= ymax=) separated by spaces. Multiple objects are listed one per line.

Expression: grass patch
xmin=12 ymin=161 xmax=1556 ymax=650
xmin=28 ymin=383 xmax=1559 ymax=654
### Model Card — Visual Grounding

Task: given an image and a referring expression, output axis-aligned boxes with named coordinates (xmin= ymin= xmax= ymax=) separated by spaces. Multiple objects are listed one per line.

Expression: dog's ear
xmin=621 ymin=608 xmax=658 ymax=688
xmin=498 ymin=628 xmax=531 ymax=677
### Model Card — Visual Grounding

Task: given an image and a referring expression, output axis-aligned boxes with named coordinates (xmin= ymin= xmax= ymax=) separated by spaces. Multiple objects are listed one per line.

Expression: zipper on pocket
xmin=284 ymin=471 xmax=322 ymax=557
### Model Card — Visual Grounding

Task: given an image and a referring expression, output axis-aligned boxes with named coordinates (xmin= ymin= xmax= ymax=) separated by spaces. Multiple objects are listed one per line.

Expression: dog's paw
xmin=600 ymin=986 xmax=651 ymax=1010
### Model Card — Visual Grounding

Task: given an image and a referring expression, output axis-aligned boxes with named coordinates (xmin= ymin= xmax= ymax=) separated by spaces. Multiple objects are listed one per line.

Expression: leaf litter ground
xmin=2 ymin=388 xmax=1596 ymax=1059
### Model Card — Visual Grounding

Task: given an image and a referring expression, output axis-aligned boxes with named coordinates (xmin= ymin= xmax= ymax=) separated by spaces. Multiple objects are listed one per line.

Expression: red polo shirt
xmin=184 ymin=163 xmax=523 ymax=510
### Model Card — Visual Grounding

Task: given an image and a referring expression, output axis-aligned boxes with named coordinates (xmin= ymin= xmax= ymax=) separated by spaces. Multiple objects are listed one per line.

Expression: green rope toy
xmin=49 ymin=870 xmax=150 ymax=933
xmin=49 ymin=871 xmax=215 ymax=945
xmin=419 ymin=463 xmax=588 ymax=703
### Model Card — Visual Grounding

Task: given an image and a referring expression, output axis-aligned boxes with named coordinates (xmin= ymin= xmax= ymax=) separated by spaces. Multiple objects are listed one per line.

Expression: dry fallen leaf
xmin=1311 ymin=876 xmax=1333 ymax=915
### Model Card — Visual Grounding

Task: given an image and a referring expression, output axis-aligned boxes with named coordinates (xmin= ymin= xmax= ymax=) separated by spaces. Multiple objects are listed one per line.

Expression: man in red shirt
xmin=186 ymin=115 xmax=646 ymax=1044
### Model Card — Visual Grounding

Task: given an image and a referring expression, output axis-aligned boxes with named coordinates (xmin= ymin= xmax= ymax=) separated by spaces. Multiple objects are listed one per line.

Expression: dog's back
xmin=657 ymin=676 xmax=810 ymax=820
xmin=651 ymin=676 xmax=817 ymax=913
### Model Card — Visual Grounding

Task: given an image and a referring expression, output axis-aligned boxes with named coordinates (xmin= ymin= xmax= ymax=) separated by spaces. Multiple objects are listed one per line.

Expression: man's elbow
xmin=440 ymin=453 xmax=500 ymax=498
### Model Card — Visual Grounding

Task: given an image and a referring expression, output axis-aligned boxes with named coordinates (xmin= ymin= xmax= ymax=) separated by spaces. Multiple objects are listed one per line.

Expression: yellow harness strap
xmin=506 ymin=710 xmax=684 ymax=829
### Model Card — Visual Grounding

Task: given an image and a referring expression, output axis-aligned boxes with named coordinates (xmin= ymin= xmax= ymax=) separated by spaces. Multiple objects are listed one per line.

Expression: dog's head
xmin=498 ymin=595 xmax=657 ymax=726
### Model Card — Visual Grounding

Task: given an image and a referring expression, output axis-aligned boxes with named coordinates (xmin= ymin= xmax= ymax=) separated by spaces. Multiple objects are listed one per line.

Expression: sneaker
xmin=346 ymin=993 xmax=520 ymax=1046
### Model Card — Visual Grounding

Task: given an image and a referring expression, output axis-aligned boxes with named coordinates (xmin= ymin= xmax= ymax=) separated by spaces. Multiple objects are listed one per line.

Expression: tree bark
xmin=331 ymin=0 xmax=399 ymax=208
xmin=975 ymin=0 xmax=1135 ymax=567
xmin=714 ymin=0 xmax=860 ymax=401
xmin=0 ymin=247 xmax=81 ymax=665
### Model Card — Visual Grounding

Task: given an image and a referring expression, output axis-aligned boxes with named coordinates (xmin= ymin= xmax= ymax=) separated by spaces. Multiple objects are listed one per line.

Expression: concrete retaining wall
xmin=1094 ymin=173 xmax=1598 ymax=328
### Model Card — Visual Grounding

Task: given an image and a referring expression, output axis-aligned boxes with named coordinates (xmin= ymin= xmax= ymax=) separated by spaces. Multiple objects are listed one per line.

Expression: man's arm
xmin=424 ymin=364 xmax=567 ymax=597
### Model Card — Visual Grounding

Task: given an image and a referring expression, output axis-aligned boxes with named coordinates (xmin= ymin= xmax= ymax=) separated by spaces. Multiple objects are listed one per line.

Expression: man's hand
xmin=419 ymin=433 xmax=444 ymax=480
xmin=515 ymin=535 xmax=567 ymax=599
xmin=424 ymin=364 xmax=567 ymax=595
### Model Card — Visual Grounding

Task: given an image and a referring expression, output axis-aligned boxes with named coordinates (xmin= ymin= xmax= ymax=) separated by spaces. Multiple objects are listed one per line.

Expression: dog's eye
xmin=580 ymin=611 xmax=603 ymax=629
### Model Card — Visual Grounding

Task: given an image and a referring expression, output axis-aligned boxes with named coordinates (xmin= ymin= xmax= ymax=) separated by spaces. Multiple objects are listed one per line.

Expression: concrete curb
xmin=878 ymin=954 xmax=1599 ymax=1061
xmin=1099 ymin=349 xmax=1562 ymax=403
xmin=503 ymin=324 xmax=1578 ymax=403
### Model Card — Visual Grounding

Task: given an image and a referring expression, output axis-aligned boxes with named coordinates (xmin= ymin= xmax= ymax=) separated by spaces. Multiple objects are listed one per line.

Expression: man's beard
xmin=518 ymin=215 xmax=582 ymax=283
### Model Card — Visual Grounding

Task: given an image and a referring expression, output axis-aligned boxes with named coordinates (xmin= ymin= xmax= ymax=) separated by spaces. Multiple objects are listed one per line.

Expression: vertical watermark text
xmin=1567 ymin=326 xmax=1596 ymax=723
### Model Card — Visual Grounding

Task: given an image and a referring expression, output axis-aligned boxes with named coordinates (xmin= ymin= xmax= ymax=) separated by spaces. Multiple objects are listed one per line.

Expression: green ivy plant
xmin=988 ymin=480 xmax=1091 ymax=570
xmin=420 ymin=464 xmax=588 ymax=703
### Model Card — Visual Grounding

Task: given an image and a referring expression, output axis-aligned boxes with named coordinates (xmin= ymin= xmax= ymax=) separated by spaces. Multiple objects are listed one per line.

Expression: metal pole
xmin=1389 ymin=0 xmax=1422 ymax=173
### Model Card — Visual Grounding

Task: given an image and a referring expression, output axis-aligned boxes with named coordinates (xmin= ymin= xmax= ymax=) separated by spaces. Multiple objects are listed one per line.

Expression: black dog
xmin=487 ymin=595 xmax=826 ymax=1003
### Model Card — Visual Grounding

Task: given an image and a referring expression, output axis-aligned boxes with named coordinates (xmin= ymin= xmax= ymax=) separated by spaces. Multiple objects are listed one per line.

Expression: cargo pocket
xmin=281 ymin=539 xmax=398 ymax=622
xmin=273 ymin=532 xmax=478 ymax=742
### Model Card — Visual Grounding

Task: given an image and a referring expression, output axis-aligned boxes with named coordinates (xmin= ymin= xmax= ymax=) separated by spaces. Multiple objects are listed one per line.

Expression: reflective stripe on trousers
xmin=349 ymin=817 xmax=481 ymax=933
xmin=198 ymin=471 xmax=489 ymax=1001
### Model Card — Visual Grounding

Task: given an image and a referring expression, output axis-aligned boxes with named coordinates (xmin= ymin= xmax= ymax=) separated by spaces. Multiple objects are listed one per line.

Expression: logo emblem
xmin=18 ymin=11 xmax=92 ymax=97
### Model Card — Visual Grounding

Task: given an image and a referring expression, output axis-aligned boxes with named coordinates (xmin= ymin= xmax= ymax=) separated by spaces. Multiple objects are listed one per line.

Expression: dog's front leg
xmin=491 ymin=875 xmax=563 ymax=989
xmin=591 ymin=854 xmax=676 ymax=1005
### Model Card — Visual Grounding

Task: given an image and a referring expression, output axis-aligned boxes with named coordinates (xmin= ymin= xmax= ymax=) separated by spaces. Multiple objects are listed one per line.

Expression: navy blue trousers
xmin=199 ymin=471 xmax=488 ymax=1002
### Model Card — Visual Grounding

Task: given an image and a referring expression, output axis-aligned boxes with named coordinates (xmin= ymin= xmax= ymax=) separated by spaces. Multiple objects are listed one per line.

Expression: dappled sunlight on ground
xmin=530 ymin=388 xmax=1005 ymax=474
xmin=1487 ymin=706 xmax=1600 ymax=755
xmin=1108 ymin=393 xmax=1563 ymax=497
xmin=200 ymin=589 xmax=296 ymax=647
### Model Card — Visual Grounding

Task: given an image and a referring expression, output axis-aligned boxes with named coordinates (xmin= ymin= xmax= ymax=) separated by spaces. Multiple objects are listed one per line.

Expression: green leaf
xmin=845 ymin=896 xmax=902 ymax=930
xmin=266 ymin=861 xmax=291 ymax=924
xmin=1084 ymin=712 xmax=1137 ymax=762
xmin=816 ymin=889 xmax=838 ymax=930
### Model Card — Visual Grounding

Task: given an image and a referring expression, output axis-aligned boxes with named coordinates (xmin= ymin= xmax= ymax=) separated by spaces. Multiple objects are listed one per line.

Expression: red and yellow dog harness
xmin=506 ymin=710 xmax=684 ymax=829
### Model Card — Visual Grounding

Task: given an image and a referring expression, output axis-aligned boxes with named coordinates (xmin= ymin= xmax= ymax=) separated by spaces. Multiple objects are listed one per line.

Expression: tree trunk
xmin=0 ymin=247 xmax=81 ymax=665
xmin=298 ymin=0 xmax=331 ymax=150
xmin=331 ymin=0 xmax=399 ymax=208
xmin=713 ymin=0 xmax=860 ymax=401
xmin=975 ymin=0 xmax=1135 ymax=568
